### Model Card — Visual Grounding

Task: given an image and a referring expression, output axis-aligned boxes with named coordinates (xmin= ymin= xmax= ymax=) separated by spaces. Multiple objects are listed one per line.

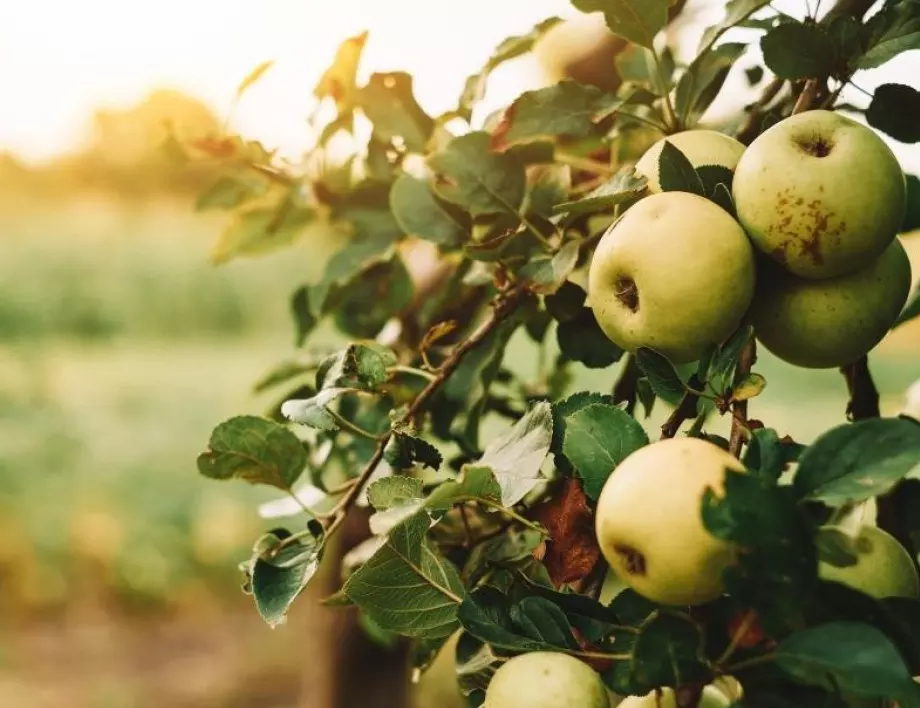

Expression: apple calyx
xmin=795 ymin=134 xmax=834 ymax=158
xmin=615 ymin=275 xmax=639 ymax=312
xmin=614 ymin=543 xmax=647 ymax=575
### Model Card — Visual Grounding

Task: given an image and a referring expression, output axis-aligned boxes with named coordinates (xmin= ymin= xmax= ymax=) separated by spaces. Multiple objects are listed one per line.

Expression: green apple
xmin=733 ymin=110 xmax=906 ymax=280
xmin=587 ymin=191 xmax=756 ymax=364
xmin=635 ymin=130 xmax=746 ymax=193
xmin=751 ymin=238 xmax=911 ymax=369
xmin=409 ymin=631 xmax=467 ymax=708
xmin=533 ymin=14 xmax=625 ymax=92
xmin=484 ymin=652 xmax=609 ymax=708
xmin=618 ymin=685 xmax=732 ymax=708
xmin=819 ymin=524 xmax=920 ymax=600
xmin=595 ymin=437 xmax=744 ymax=606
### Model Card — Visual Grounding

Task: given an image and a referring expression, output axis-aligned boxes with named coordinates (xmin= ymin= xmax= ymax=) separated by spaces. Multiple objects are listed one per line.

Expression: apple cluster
xmin=587 ymin=110 xmax=912 ymax=369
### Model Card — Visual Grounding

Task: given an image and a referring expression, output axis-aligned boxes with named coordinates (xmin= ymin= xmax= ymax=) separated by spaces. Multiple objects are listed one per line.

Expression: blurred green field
xmin=1 ymin=193 xmax=918 ymax=707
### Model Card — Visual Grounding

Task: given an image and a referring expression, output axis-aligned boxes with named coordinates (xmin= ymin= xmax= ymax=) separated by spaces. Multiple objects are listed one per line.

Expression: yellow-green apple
xmin=595 ymin=437 xmax=743 ymax=606
xmin=409 ymin=631 xmax=467 ymax=708
xmin=751 ymin=238 xmax=911 ymax=368
xmin=635 ymin=130 xmax=746 ymax=193
xmin=587 ymin=191 xmax=756 ymax=364
xmin=733 ymin=110 xmax=906 ymax=279
xmin=484 ymin=652 xmax=609 ymax=708
xmin=819 ymin=524 xmax=920 ymax=599
xmin=533 ymin=14 xmax=625 ymax=92
xmin=618 ymin=684 xmax=732 ymax=708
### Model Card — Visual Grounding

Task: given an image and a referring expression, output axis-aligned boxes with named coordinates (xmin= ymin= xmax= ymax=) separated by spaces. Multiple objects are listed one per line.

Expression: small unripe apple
xmin=733 ymin=110 xmax=906 ymax=279
xmin=635 ymin=130 xmax=746 ymax=193
xmin=595 ymin=437 xmax=744 ymax=606
xmin=588 ymin=191 xmax=756 ymax=364
xmin=751 ymin=238 xmax=911 ymax=369
xmin=618 ymin=685 xmax=732 ymax=708
xmin=819 ymin=524 xmax=920 ymax=600
xmin=533 ymin=14 xmax=625 ymax=92
xmin=484 ymin=652 xmax=610 ymax=708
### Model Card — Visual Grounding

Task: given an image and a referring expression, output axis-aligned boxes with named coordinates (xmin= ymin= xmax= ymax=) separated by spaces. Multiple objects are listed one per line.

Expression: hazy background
xmin=0 ymin=1 xmax=918 ymax=706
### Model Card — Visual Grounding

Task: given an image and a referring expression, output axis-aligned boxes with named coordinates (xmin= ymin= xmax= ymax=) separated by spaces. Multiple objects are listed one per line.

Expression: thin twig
xmin=792 ymin=79 xmax=821 ymax=115
xmin=728 ymin=340 xmax=756 ymax=457
xmin=661 ymin=389 xmax=701 ymax=439
xmin=318 ymin=284 xmax=531 ymax=540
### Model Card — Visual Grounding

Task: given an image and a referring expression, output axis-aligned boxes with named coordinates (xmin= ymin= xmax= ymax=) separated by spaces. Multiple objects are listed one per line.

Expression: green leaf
xmin=197 ymin=415 xmax=307 ymax=491
xmin=557 ymin=308 xmax=625 ymax=369
xmin=744 ymin=428 xmax=805 ymax=480
xmin=509 ymin=597 xmax=581 ymax=651
xmin=705 ymin=325 xmax=754 ymax=395
xmin=856 ymin=1 xmax=920 ymax=70
xmin=635 ymin=347 xmax=686 ymax=404
xmin=477 ymin=401 xmax=553 ymax=506
xmin=814 ymin=527 xmax=860 ymax=567
xmin=280 ymin=387 xmax=349 ymax=432
xmin=761 ymin=21 xmax=837 ymax=80
xmin=793 ymin=418 xmax=920 ymax=505
xmin=615 ymin=45 xmax=668 ymax=93
xmin=551 ymin=391 xmax=616 ymax=455
xmin=329 ymin=255 xmax=415 ymax=339
xmin=776 ymin=622 xmax=919 ymax=701
xmin=426 ymin=465 xmax=503 ymax=511
xmin=553 ymin=166 xmax=648 ymax=216
xmin=389 ymin=174 xmax=469 ymax=249
xmin=560 ymin=403 xmax=649 ymax=500
xmin=317 ymin=342 xmax=397 ymax=391
xmin=490 ymin=82 xmax=625 ymax=149
xmin=383 ymin=433 xmax=443 ymax=471
xmin=212 ymin=203 xmax=315 ymax=265
xmin=342 ymin=513 xmax=465 ymax=638
xmin=196 ymin=174 xmax=268 ymax=211
xmin=236 ymin=60 xmax=275 ymax=100
xmin=290 ymin=287 xmax=317 ymax=347
xmin=520 ymin=241 xmax=580 ymax=294
xmin=310 ymin=231 xmax=395 ymax=315
xmin=357 ymin=72 xmax=435 ymax=153
xmin=903 ymin=174 xmax=920 ymax=233
xmin=366 ymin=477 xmax=424 ymax=510
xmin=703 ymin=472 xmax=818 ymax=633
xmin=657 ymin=141 xmax=705 ymax=196
xmin=613 ymin=613 xmax=707 ymax=694
xmin=696 ymin=164 xmax=735 ymax=196
xmin=731 ymin=372 xmax=767 ymax=403
xmin=458 ymin=589 xmax=559 ymax=653
xmin=697 ymin=0 xmax=772 ymax=55
xmin=545 ymin=282 xmax=587 ymax=323
xmin=675 ymin=43 xmax=747 ymax=126
xmin=455 ymin=17 xmax=563 ymax=122
xmin=866 ymin=83 xmax=920 ymax=144
xmin=525 ymin=164 xmax=572 ymax=219
xmin=570 ymin=0 xmax=669 ymax=49
xmin=427 ymin=132 xmax=526 ymax=217
xmin=249 ymin=528 xmax=323 ymax=627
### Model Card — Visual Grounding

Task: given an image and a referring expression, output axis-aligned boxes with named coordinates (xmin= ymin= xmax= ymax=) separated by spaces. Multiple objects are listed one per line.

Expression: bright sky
xmin=0 ymin=0 xmax=917 ymax=171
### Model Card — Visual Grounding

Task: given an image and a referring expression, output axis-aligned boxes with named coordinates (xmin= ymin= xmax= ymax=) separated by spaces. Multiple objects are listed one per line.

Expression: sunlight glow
xmin=0 ymin=0 xmax=917 ymax=171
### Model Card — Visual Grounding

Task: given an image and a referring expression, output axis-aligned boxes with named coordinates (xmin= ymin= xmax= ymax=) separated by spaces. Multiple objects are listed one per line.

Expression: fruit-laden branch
xmin=841 ymin=356 xmax=880 ymax=420
xmin=322 ymin=283 xmax=531 ymax=538
xmin=661 ymin=388 xmax=700 ymax=440
xmin=612 ymin=353 xmax=640 ymax=415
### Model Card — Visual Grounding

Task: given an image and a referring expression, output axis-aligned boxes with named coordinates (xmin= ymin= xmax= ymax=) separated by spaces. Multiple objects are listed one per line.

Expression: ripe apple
xmin=618 ymin=685 xmax=732 ymax=708
xmin=483 ymin=652 xmax=610 ymax=708
xmin=733 ymin=109 xmax=906 ymax=280
xmin=819 ymin=524 xmax=920 ymax=600
xmin=635 ymin=130 xmax=746 ymax=193
xmin=587 ymin=191 xmax=756 ymax=364
xmin=751 ymin=238 xmax=911 ymax=369
xmin=594 ymin=437 xmax=744 ymax=606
